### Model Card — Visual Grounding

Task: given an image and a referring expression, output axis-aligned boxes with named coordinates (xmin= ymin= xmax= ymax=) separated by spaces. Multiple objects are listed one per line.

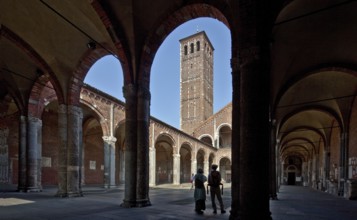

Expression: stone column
xmin=236 ymin=1 xmax=272 ymax=219
xmin=26 ymin=116 xmax=41 ymax=192
xmin=103 ymin=136 xmax=117 ymax=188
xmin=324 ymin=150 xmax=330 ymax=190
xmin=191 ymin=158 xmax=197 ymax=175
xmin=56 ymin=104 xmax=67 ymax=197
xmin=204 ymin=157 xmax=209 ymax=176
xmin=103 ymin=137 xmax=110 ymax=188
xmin=269 ymin=120 xmax=278 ymax=199
xmin=339 ymin=131 xmax=347 ymax=196
xmin=121 ymin=84 xmax=137 ymax=207
xmin=276 ymin=153 xmax=281 ymax=189
xmin=302 ymin=161 xmax=308 ymax=186
xmin=37 ymin=119 xmax=42 ymax=191
xmin=66 ymin=105 xmax=83 ymax=197
xmin=173 ymin=153 xmax=180 ymax=185
xmin=18 ymin=115 xmax=27 ymax=191
xmin=149 ymin=147 xmax=156 ymax=186
xmin=230 ymin=54 xmax=241 ymax=219
xmin=136 ymin=85 xmax=151 ymax=207
xmin=119 ymin=148 xmax=125 ymax=184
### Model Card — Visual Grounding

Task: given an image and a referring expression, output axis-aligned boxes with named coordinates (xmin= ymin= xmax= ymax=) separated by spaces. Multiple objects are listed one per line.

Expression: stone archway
xmin=179 ymin=143 xmax=192 ymax=183
xmin=82 ymin=116 xmax=104 ymax=185
xmin=197 ymin=149 xmax=205 ymax=171
xmin=218 ymin=125 xmax=231 ymax=148
xmin=155 ymin=134 xmax=174 ymax=185
xmin=219 ymin=157 xmax=231 ymax=183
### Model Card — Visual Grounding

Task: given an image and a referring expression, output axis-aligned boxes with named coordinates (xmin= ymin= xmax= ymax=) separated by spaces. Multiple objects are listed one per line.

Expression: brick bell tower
xmin=179 ymin=31 xmax=214 ymax=134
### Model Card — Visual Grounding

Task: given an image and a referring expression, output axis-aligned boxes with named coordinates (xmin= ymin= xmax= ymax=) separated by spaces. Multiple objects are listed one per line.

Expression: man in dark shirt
xmin=208 ymin=164 xmax=226 ymax=214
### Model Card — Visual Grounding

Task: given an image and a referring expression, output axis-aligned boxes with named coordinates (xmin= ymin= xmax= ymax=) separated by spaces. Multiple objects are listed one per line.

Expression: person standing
xmin=193 ymin=168 xmax=207 ymax=214
xmin=208 ymin=164 xmax=226 ymax=214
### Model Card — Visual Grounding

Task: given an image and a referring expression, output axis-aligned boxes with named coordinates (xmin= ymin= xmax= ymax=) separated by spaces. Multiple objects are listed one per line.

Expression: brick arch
xmin=28 ymin=79 xmax=57 ymax=118
xmin=0 ymin=25 xmax=64 ymax=115
xmin=179 ymin=141 xmax=193 ymax=153
xmin=115 ymin=119 xmax=126 ymax=132
xmin=217 ymin=123 xmax=232 ymax=132
xmin=0 ymin=78 xmax=25 ymax=115
xmin=68 ymin=46 xmax=112 ymax=106
xmin=81 ymin=99 xmax=110 ymax=137
xmin=155 ymin=132 xmax=176 ymax=148
xmin=198 ymin=134 xmax=214 ymax=146
xmin=91 ymin=0 xmax=133 ymax=84
xmin=139 ymin=3 xmax=232 ymax=87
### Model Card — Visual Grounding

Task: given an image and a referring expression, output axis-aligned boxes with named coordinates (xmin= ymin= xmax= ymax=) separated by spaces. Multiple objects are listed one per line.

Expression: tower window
xmin=196 ymin=41 xmax=200 ymax=51
xmin=184 ymin=45 xmax=188 ymax=55
xmin=190 ymin=43 xmax=194 ymax=53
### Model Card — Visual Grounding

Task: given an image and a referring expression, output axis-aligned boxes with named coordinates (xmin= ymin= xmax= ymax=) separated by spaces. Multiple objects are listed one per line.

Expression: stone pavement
xmin=1 ymin=183 xmax=357 ymax=219
xmin=271 ymin=185 xmax=357 ymax=220
xmin=0 ymin=183 xmax=230 ymax=220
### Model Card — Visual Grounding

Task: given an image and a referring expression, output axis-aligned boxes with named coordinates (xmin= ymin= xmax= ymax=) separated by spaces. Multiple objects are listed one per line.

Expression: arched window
xmin=196 ymin=41 xmax=200 ymax=51
xmin=190 ymin=43 xmax=194 ymax=53
xmin=184 ymin=45 xmax=188 ymax=55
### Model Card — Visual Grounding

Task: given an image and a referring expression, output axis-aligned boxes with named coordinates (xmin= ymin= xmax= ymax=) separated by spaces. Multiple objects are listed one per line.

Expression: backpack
xmin=209 ymin=170 xmax=221 ymax=187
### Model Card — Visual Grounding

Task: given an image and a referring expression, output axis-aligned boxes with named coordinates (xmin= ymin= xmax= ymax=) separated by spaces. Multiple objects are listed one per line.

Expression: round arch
xmin=217 ymin=123 xmax=232 ymax=148
xmin=219 ymin=157 xmax=231 ymax=183
xmin=180 ymin=142 xmax=192 ymax=183
xmin=155 ymin=133 xmax=175 ymax=184
xmin=198 ymin=134 xmax=214 ymax=146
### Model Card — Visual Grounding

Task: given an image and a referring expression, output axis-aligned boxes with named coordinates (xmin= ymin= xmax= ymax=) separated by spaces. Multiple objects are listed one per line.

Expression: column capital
xmin=28 ymin=116 xmax=42 ymax=125
xmin=67 ymin=105 xmax=83 ymax=119
xmin=58 ymin=104 xmax=67 ymax=114
xmin=102 ymin=136 xmax=117 ymax=143
xmin=123 ymin=84 xmax=137 ymax=99
xmin=137 ymin=85 xmax=151 ymax=100
xmin=172 ymin=153 xmax=180 ymax=158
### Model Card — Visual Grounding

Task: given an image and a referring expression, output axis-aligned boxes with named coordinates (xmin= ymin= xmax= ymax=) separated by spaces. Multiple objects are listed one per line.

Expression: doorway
xmin=288 ymin=172 xmax=296 ymax=185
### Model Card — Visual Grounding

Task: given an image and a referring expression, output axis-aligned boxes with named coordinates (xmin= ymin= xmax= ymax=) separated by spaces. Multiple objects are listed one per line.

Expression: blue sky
xmin=85 ymin=18 xmax=231 ymax=129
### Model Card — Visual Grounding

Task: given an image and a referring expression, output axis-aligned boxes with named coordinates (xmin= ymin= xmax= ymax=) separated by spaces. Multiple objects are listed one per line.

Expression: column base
xmin=25 ymin=187 xmax=41 ymax=192
xmin=136 ymin=198 xmax=151 ymax=207
xmin=120 ymin=199 xmax=136 ymax=208
xmin=270 ymin=194 xmax=278 ymax=200
xmin=55 ymin=191 xmax=83 ymax=197
xmin=104 ymin=184 xmax=118 ymax=189
xmin=347 ymin=179 xmax=357 ymax=200
xmin=17 ymin=186 xmax=26 ymax=192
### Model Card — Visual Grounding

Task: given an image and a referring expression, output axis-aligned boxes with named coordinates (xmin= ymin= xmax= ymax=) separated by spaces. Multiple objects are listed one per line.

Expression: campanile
xmin=179 ymin=31 xmax=214 ymax=134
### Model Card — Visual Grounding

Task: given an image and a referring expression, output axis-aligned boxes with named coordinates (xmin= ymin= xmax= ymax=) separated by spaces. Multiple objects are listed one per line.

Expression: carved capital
xmin=58 ymin=104 xmax=67 ymax=114
xmin=28 ymin=116 xmax=42 ymax=126
xmin=68 ymin=105 xmax=83 ymax=119
xmin=102 ymin=135 xmax=117 ymax=144
xmin=123 ymin=84 xmax=137 ymax=100
xmin=137 ymin=85 xmax=151 ymax=101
